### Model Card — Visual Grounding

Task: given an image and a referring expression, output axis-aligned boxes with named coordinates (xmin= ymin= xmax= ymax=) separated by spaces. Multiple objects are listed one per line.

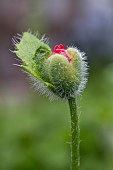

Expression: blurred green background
xmin=0 ymin=0 xmax=113 ymax=170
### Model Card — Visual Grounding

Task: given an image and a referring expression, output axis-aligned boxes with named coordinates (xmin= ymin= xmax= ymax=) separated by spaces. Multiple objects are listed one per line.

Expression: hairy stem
xmin=68 ymin=97 xmax=79 ymax=170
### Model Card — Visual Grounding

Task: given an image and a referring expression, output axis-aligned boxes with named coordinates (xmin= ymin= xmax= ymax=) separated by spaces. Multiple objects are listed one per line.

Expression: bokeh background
xmin=0 ymin=0 xmax=113 ymax=170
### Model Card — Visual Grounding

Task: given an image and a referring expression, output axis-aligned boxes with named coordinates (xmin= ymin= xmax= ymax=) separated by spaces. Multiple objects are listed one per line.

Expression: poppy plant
xmin=12 ymin=30 xmax=88 ymax=170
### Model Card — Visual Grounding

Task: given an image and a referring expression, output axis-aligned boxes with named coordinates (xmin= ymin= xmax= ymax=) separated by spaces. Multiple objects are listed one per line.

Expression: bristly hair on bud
xmin=12 ymin=31 xmax=88 ymax=100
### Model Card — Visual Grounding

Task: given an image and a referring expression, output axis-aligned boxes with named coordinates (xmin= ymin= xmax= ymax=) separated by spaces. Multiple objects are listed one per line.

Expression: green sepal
xmin=44 ymin=54 xmax=78 ymax=98
xmin=13 ymin=32 xmax=54 ymax=89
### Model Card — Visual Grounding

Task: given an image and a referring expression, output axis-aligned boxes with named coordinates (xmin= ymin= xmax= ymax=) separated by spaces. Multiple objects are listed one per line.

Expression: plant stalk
xmin=68 ymin=97 xmax=79 ymax=170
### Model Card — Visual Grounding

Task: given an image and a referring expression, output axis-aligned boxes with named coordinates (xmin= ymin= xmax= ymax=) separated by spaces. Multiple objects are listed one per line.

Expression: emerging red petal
xmin=54 ymin=44 xmax=64 ymax=53
xmin=50 ymin=44 xmax=71 ymax=62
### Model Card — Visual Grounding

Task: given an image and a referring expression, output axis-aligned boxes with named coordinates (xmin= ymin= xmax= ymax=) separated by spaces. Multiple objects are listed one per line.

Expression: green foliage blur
xmin=0 ymin=63 xmax=113 ymax=170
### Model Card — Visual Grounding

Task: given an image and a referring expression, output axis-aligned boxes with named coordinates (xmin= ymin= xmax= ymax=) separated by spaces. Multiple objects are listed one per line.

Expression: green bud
xmin=12 ymin=31 xmax=87 ymax=100
xmin=43 ymin=48 xmax=87 ymax=99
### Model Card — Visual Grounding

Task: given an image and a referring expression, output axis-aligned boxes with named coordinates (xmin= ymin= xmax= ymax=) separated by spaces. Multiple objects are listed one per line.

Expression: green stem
xmin=68 ymin=97 xmax=79 ymax=170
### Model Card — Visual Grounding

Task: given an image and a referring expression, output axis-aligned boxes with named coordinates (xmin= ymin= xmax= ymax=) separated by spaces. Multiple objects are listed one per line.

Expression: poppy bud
xmin=13 ymin=32 xmax=87 ymax=100
xmin=43 ymin=45 xmax=87 ymax=99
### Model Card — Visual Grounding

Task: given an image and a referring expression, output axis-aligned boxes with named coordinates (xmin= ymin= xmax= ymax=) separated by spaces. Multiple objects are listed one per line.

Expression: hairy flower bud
xmin=12 ymin=32 xmax=87 ymax=100
xmin=43 ymin=45 xmax=87 ymax=99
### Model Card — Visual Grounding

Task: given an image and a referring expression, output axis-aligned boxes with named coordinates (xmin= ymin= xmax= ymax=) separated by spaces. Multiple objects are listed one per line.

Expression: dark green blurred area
xmin=1 ymin=64 xmax=113 ymax=170
xmin=0 ymin=0 xmax=113 ymax=170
